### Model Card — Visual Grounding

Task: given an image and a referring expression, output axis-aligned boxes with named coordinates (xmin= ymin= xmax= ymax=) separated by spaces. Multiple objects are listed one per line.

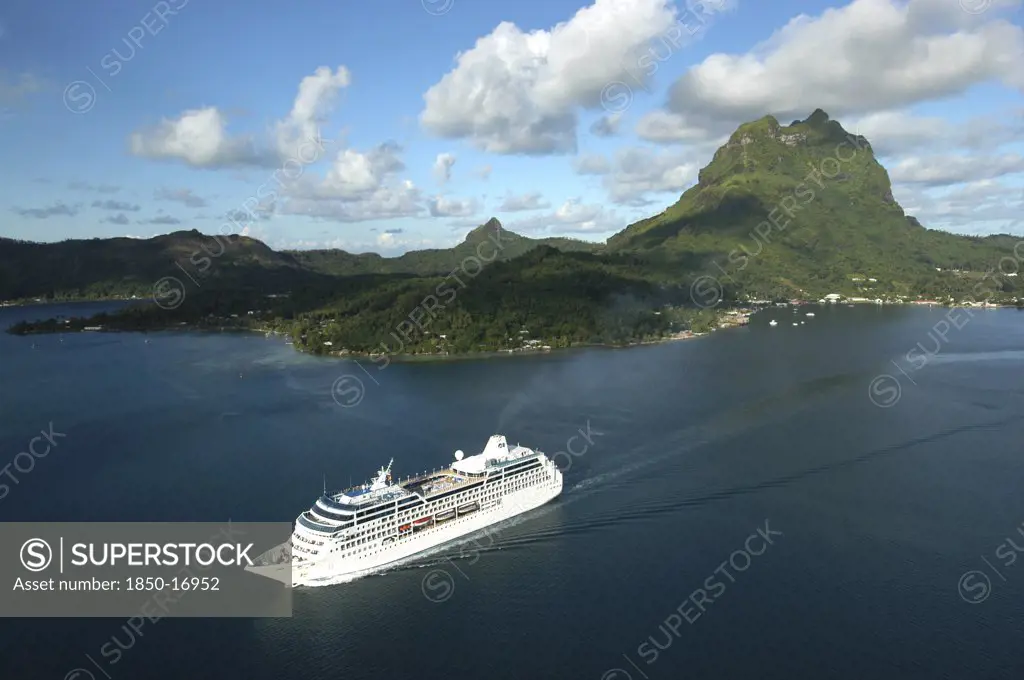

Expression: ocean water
xmin=1 ymin=301 xmax=1023 ymax=680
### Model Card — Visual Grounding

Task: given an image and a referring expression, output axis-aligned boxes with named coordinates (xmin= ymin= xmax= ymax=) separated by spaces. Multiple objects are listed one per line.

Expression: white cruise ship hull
xmin=249 ymin=444 xmax=562 ymax=587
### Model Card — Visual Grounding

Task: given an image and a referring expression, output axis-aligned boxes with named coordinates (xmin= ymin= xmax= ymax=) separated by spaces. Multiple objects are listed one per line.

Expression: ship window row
xmin=317 ymin=496 xmax=357 ymax=515
xmin=311 ymin=503 xmax=356 ymax=520
xmin=297 ymin=515 xmax=341 ymax=534
xmin=502 ymin=457 xmax=540 ymax=474
xmin=325 ymin=469 xmax=552 ymax=556
xmin=325 ymin=471 xmax=552 ymax=561
xmin=293 ymin=533 xmax=324 ymax=547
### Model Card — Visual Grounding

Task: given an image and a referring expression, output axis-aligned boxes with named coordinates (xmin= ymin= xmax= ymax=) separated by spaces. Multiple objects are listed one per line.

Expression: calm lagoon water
xmin=1 ymin=301 xmax=1023 ymax=679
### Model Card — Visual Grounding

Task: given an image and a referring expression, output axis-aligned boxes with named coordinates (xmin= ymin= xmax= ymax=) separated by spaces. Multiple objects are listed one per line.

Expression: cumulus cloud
xmin=129 ymin=107 xmax=270 ymax=168
xmin=895 ymin=179 xmax=1024 ymax=234
xmin=279 ymin=143 xmax=423 ymax=223
xmin=889 ymin=153 xmax=1024 ymax=186
xmin=420 ymin=0 xmax=704 ymax=154
xmin=92 ymin=200 xmax=140 ymax=212
xmin=427 ymin=195 xmax=478 ymax=217
xmin=635 ymin=109 xmax=731 ymax=144
xmin=130 ymin=66 xmax=349 ymax=168
xmin=646 ymin=0 xmax=1024 ymax=141
xmin=320 ymin=143 xmax=406 ymax=198
xmin=590 ymin=113 xmax=622 ymax=137
xmin=13 ymin=202 xmax=80 ymax=219
xmin=274 ymin=66 xmax=350 ymax=159
xmin=432 ymin=153 xmax=456 ymax=184
xmin=280 ymin=231 xmax=443 ymax=255
xmin=602 ymin=147 xmax=698 ymax=205
xmin=847 ymin=109 xmax=1024 ymax=156
xmin=573 ymin=153 xmax=611 ymax=175
xmin=505 ymin=198 xmax=623 ymax=235
xmin=497 ymin=191 xmax=551 ymax=212
xmin=155 ymin=188 xmax=208 ymax=208
xmin=225 ymin=203 xmax=274 ymax=224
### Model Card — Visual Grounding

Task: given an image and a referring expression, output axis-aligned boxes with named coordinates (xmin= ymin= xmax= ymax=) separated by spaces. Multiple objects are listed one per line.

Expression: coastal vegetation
xmin=6 ymin=111 xmax=1023 ymax=356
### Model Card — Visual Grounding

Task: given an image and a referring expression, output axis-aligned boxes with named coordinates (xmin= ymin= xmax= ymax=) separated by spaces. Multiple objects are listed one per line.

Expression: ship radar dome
xmin=455 ymin=450 xmax=464 ymax=460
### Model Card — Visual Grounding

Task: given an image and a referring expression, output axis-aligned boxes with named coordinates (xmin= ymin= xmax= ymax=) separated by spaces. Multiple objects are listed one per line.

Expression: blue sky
xmin=1 ymin=0 xmax=1022 ymax=254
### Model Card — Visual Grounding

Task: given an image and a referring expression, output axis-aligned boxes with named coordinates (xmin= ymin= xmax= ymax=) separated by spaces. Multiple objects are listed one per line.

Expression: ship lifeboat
xmin=399 ymin=524 xmax=412 ymax=533
xmin=413 ymin=516 xmax=432 ymax=526
xmin=457 ymin=502 xmax=479 ymax=515
xmin=435 ymin=509 xmax=455 ymax=522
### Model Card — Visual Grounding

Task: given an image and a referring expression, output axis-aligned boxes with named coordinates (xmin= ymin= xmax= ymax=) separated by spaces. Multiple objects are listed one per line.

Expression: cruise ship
xmin=249 ymin=435 xmax=563 ymax=586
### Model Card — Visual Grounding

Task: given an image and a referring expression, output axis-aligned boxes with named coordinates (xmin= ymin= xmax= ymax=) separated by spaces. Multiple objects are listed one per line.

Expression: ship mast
xmin=370 ymin=458 xmax=394 ymax=490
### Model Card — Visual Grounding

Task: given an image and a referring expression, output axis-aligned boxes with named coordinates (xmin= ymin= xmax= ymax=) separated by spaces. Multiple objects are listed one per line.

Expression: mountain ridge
xmin=2 ymin=110 xmax=1020 ymax=306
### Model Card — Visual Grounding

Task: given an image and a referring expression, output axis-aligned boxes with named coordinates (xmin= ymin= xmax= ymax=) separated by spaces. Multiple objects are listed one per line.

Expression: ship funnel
xmin=482 ymin=435 xmax=508 ymax=458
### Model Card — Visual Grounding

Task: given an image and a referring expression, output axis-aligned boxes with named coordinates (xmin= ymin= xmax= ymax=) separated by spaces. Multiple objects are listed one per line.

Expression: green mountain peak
xmin=804 ymin=108 xmax=831 ymax=126
xmin=463 ymin=217 xmax=507 ymax=243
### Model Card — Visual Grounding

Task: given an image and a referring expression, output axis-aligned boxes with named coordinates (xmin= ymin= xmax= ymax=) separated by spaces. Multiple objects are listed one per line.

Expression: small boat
xmin=805 ymin=312 xmax=815 ymax=317
xmin=435 ymin=509 xmax=455 ymax=522
xmin=792 ymin=322 xmax=798 ymax=326
xmin=457 ymin=502 xmax=479 ymax=515
xmin=769 ymin=320 xmax=778 ymax=327
xmin=413 ymin=516 xmax=432 ymax=526
xmin=800 ymin=321 xmax=805 ymax=325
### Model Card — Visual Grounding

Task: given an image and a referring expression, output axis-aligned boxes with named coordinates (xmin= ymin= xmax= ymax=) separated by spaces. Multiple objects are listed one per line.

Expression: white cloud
xmin=497 ymin=191 xmax=551 ymax=212
xmin=273 ymin=232 xmax=444 ymax=255
xmin=427 ymin=195 xmax=478 ymax=217
xmin=278 ymin=143 xmax=424 ymax=222
xmin=648 ymin=0 xmax=1024 ymax=140
xmin=321 ymin=143 xmax=406 ymax=198
xmin=573 ymin=153 xmax=611 ymax=175
xmin=889 ymin=153 xmax=1024 ymax=185
xmin=129 ymin=107 xmax=269 ymax=168
xmin=474 ymin=164 xmax=493 ymax=180
xmin=283 ymin=184 xmax=423 ymax=223
xmin=274 ymin=66 xmax=350 ymax=159
xmin=847 ymin=108 xmax=1024 ymax=156
xmin=602 ymin=147 xmax=699 ymax=205
xmin=636 ymin=109 xmax=729 ymax=144
xmin=590 ymin=113 xmax=622 ymax=137
xmin=130 ymin=66 xmax=349 ymax=168
xmin=895 ymin=179 xmax=1024 ymax=234
xmin=505 ymin=198 xmax=623 ymax=235
xmin=420 ymin=0 xmax=715 ymax=154
xmin=845 ymin=110 xmax=952 ymax=156
xmin=432 ymin=153 xmax=456 ymax=184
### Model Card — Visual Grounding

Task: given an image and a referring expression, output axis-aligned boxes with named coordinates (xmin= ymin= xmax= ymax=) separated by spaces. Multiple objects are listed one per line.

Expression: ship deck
xmin=400 ymin=469 xmax=482 ymax=499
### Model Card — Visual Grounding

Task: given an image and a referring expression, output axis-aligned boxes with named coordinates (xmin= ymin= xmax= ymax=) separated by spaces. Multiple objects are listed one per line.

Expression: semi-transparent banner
xmin=2 ymin=522 xmax=293 ymax=617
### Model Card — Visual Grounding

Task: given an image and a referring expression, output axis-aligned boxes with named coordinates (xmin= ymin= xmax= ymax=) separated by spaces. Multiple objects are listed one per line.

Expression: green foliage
xmin=6 ymin=110 xmax=1024 ymax=354
xmin=607 ymin=110 xmax=1023 ymax=301
xmin=287 ymin=218 xmax=601 ymax=277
